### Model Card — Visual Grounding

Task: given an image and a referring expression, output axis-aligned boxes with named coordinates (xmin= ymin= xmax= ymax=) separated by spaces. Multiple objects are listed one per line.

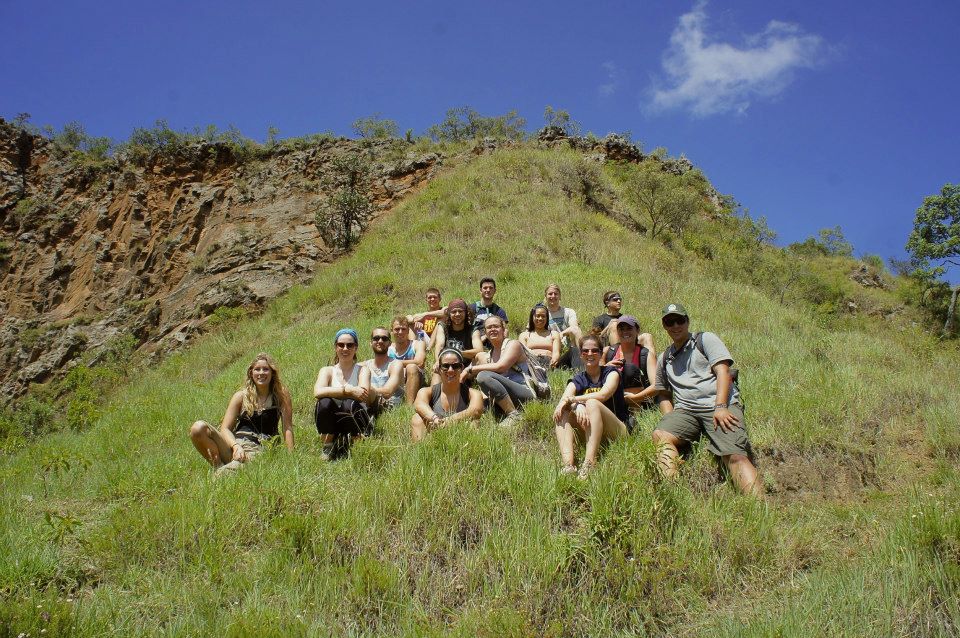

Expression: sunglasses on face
xmin=662 ymin=316 xmax=687 ymax=328
xmin=581 ymin=347 xmax=601 ymax=355
xmin=608 ymin=296 xmax=622 ymax=303
xmin=616 ymin=324 xmax=636 ymax=332
xmin=371 ymin=335 xmax=390 ymax=342
xmin=439 ymin=362 xmax=463 ymax=370
xmin=336 ymin=342 xmax=357 ymax=349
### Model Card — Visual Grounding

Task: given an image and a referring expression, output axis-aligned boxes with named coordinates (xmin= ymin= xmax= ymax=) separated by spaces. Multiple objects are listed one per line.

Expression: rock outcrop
xmin=0 ymin=121 xmax=442 ymax=399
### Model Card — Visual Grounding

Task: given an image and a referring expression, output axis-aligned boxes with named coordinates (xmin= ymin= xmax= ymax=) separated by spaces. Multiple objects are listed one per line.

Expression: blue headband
xmin=334 ymin=328 xmax=359 ymax=345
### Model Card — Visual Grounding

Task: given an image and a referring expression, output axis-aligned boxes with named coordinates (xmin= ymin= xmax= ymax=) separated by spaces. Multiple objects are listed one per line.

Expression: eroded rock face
xmin=0 ymin=121 xmax=442 ymax=399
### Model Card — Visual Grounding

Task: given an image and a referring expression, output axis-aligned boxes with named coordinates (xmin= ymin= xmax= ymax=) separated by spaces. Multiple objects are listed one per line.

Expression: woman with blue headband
xmin=313 ymin=328 xmax=372 ymax=460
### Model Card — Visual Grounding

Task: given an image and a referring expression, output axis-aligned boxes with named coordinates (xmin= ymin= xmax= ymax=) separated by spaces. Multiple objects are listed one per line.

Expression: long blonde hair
xmin=240 ymin=353 xmax=288 ymax=416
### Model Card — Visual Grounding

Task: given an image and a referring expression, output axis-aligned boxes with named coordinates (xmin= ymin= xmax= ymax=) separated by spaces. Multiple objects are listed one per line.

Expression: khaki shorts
xmin=203 ymin=422 xmax=263 ymax=470
xmin=656 ymin=404 xmax=751 ymax=457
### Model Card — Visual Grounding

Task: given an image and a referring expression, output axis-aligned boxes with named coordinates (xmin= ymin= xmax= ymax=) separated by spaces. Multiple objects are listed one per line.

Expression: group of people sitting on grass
xmin=189 ymin=278 xmax=760 ymax=494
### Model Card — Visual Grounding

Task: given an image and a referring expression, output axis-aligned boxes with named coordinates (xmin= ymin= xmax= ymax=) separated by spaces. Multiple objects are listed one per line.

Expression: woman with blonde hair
xmin=189 ymin=353 xmax=294 ymax=473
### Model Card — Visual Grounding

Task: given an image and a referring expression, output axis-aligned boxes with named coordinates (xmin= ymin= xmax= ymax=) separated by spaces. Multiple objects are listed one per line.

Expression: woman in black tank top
xmin=189 ymin=353 xmax=293 ymax=474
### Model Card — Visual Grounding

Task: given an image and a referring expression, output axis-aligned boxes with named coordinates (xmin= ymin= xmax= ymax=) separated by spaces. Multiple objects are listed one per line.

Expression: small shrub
xmin=207 ymin=306 xmax=248 ymax=327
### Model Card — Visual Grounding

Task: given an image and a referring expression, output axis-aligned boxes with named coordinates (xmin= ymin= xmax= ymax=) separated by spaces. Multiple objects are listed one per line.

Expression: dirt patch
xmin=757 ymin=444 xmax=882 ymax=502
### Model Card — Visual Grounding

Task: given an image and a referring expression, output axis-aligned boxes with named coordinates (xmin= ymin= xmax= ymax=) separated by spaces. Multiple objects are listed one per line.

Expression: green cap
xmin=660 ymin=303 xmax=689 ymax=319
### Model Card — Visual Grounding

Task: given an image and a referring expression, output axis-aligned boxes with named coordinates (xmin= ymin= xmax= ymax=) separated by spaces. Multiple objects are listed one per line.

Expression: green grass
xmin=1 ymin=146 xmax=959 ymax=636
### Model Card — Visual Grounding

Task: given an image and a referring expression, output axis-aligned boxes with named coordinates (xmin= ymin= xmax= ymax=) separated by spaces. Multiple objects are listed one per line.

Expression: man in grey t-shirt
xmin=651 ymin=303 xmax=760 ymax=495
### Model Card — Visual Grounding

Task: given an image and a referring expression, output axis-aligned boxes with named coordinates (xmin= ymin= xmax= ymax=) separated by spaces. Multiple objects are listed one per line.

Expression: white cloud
xmin=649 ymin=2 xmax=825 ymax=116
xmin=599 ymin=61 xmax=619 ymax=97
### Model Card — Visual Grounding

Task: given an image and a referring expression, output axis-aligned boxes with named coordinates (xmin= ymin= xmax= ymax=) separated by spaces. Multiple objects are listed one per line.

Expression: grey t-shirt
xmin=548 ymin=306 xmax=577 ymax=346
xmin=654 ymin=332 xmax=739 ymax=411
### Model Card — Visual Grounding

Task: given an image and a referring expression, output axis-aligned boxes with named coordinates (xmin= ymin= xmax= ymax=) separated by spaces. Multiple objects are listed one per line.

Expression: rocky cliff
xmin=0 ymin=120 xmax=442 ymax=399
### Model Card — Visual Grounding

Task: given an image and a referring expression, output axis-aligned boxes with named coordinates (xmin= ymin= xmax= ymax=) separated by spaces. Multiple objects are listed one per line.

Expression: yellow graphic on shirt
xmin=423 ymin=316 xmax=438 ymax=336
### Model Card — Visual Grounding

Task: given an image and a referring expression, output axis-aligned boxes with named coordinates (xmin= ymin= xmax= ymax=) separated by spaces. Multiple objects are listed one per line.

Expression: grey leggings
xmin=476 ymin=371 xmax=535 ymax=406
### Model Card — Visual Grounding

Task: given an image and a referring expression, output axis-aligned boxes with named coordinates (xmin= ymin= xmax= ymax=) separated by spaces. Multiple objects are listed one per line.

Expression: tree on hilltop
xmin=906 ymin=183 xmax=960 ymax=336
xmin=427 ymin=107 xmax=526 ymax=143
xmin=352 ymin=114 xmax=399 ymax=140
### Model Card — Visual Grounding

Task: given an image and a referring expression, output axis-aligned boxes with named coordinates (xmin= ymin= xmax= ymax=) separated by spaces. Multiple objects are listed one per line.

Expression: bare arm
xmin=219 ymin=391 xmax=245 ymax=459
xmin=408 ymin=307 xmax=447 ymax=323
xmin=469 ymin=341 xmax=523 ymax=375
xmin=549 ymin=331 xmax=561 ymax=367
xmin=279 ymin=389 xmax=294 ymax=451
xmin=712 ymin=361 xmax=739 ymax=432
xmin=314 ymin=366 xmax=367 ymax=401
xmin=552 ymin=382 xmax=578 ymax=424
xmin=373 ymin=360 xmax=405 ymax=399
xmin=413 ymin=387 xmax=434 ymax=421
xmin=626 ymin=348 xmax=661 ymax=405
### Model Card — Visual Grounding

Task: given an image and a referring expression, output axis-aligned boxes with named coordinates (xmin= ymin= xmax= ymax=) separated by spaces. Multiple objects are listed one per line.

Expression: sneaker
xmin=559 ymin=464 xmax=577 ymax=476
xmin=498 ymin=409 xmax=523 ymax=429
xmin=320 ymin=443 xmax=335 ymax=462
xmin=577 ymin=462 xmax=595 ymax=480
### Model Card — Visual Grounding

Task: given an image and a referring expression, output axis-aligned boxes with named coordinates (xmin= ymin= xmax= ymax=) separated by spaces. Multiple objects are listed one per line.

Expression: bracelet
xmin=714 ymin=403 xmax=729 ymax=409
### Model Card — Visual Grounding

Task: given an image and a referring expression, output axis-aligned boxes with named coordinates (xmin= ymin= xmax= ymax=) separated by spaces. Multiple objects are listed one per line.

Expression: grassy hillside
xmin=2 ymin=147 xmax=959 ymax=636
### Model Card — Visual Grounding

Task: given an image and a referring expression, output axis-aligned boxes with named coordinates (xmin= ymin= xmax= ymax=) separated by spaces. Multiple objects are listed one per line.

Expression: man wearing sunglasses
xmin=362 ymin=327 xmax=405 ymax=416
xmin=651 ymin=303 xmax=760 ymax=496
xmin=591 ymin=290 xmax=623 ymax=348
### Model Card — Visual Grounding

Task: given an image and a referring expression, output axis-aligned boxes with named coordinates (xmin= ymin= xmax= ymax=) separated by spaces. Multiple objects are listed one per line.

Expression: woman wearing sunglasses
xmin=411 ymin=348 xmax=485 ymax=441
xmin=313 ymin=328 xmax=372 ymax=460
xmin=553 ymin=334 xmax=628 ymax=478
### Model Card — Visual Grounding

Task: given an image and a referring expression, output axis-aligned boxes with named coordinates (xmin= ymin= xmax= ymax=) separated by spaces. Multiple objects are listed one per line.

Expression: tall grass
xmin=1 ymin=147 xmax=958 ymax=636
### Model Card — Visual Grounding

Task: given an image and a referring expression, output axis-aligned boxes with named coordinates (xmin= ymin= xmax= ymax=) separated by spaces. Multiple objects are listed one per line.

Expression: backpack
xmin=664 ymin=332 xmax=742 ymax=405
xmin=604 ymin=344 xmax=651 ymax=389
xmin=516 ymin=341 xmax=552 ymax=400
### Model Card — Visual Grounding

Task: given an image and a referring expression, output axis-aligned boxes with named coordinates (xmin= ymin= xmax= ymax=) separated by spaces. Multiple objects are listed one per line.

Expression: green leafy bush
xmin=428 ymin=106 xmax=526 ymax=142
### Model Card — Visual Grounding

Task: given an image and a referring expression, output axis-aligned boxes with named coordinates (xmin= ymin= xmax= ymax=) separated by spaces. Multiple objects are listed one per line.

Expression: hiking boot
xmin=559 ymin=464 xmax=577 ymax=476
xmin=577 ymin=461 xmax=595 ymax=480
xmin=498 ymin=409 xmax=523 ymax=429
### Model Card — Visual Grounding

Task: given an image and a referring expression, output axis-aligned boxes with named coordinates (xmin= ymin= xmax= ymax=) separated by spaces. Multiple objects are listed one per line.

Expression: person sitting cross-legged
xmin=553 ymin=334 xmax=628 ymax=479
xmin=189 ymin=352 xmax=294 ymax=475
xmin=518 ymin=303 xmax=561 ymax=369
xmin=602 ymin=315 xmax=659 ymax=426
xmin=543 ymin=283 xmax=583 ymax=370
xmin=461 ymin=315 xmax=534 ymax=428
xmin=411 ymin=349 xmax=485 ymax=441
xmin=362 ymin=326 xmax=405 ymax=418
xmin=651 ymin=303 xmax=761 ymax=496
xmin=313 ymin=329 xmax=373 ymax=460
xmin=388 ymin=315 xmax=427 ymax=404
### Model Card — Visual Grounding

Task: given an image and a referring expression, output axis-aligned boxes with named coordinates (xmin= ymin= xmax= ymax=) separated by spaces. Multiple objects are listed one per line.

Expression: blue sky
xmin=2 ymin=0 xmax=958 ymax=270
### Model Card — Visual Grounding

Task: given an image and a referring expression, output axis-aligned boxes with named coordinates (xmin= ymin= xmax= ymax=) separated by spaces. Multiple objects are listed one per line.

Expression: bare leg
xmin=496 ymin=396 xmax=517 ymax=415
xmin=411 ymin=414 xmax=428 ymax=442
xmin=582 ymin=399 xmax=627 ymax=466
xmin=554 ymin=412 xmax=579 ymax=468
xmin=404 ymin=363 xmax=421 ymax=405
xmin=724 ymin=453 xmax=761 ymax=496
xmin=652 ymin=429 xmax=682 ymax=478
xmin=189 ymin=420 xmax=231 ymax=467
